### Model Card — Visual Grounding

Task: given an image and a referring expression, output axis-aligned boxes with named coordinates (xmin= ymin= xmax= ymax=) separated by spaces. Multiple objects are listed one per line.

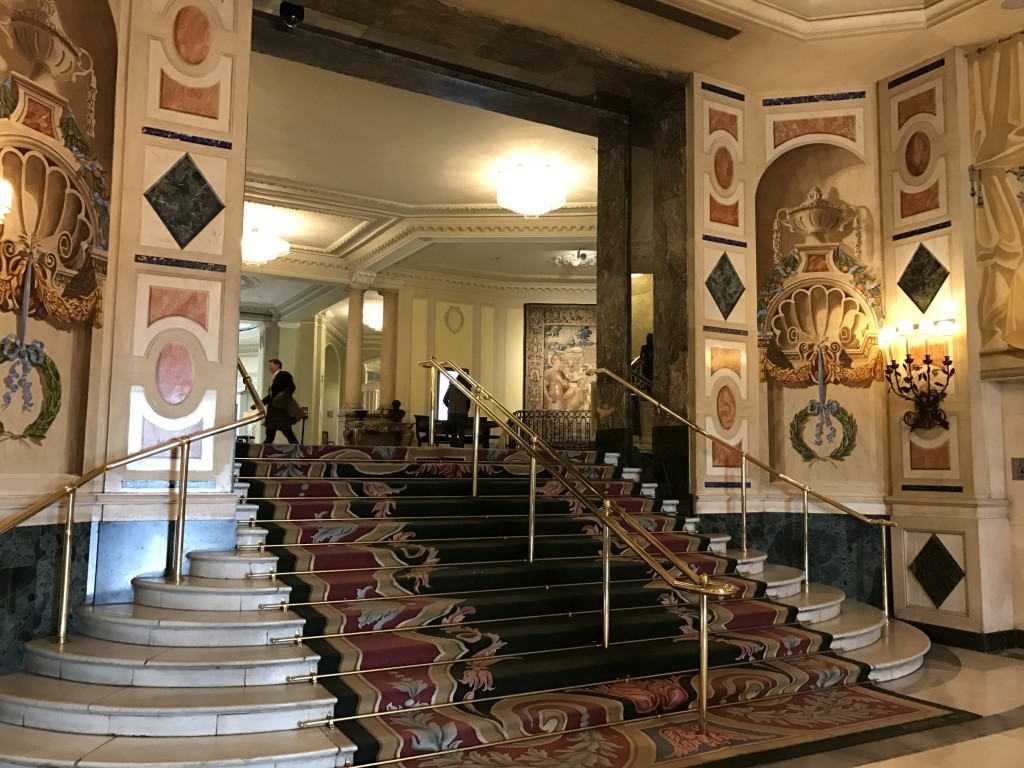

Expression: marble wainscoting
xmin=0 ymin=523 xmax=91 ymax=674
xmin=697 ymin=511 xmax=887 ymax=606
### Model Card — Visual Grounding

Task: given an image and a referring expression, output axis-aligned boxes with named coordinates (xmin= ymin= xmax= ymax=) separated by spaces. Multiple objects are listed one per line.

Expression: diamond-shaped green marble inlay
xmin=898 ymin=244 xmax=949 ymax=313
xmin=705 ymin=253 xmax=745 ymax=320
xmin=908 ymin=533 xmax=965 ymax=608
xmin=144 ymin=154 xmax=225 ymax=249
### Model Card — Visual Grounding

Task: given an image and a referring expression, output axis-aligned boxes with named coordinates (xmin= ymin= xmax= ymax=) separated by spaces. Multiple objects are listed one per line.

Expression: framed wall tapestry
xmin=524 ymin=304 xmax=597 ymax=411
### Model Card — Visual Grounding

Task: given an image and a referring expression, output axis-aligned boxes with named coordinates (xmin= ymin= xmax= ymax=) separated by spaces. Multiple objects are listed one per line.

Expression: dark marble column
xmin=651 ymin=88 xmax=692 ymax=507
xmin=594 ymin=117 xmax=632 ymax=455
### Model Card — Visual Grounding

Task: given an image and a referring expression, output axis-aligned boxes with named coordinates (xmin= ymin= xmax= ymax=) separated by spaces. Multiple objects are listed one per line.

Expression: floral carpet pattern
xmin=236 ymin=443 xmax=960 ymax=766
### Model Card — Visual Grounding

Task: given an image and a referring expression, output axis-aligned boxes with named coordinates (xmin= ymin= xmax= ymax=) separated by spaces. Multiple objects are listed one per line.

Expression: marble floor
xmin=760 ymin=646 xmax=1024 ymax=767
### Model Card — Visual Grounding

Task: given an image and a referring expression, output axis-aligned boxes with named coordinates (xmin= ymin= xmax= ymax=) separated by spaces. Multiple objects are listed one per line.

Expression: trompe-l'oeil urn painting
xmin=0 ymin=0 xmax=115 ymax=458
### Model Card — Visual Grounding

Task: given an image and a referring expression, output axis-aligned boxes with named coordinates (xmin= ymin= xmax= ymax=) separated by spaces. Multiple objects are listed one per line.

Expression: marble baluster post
xmin=379 ymin=290 xmax=399 ymax=407
xmin=343 ymin=287 xmax=365 ymax=413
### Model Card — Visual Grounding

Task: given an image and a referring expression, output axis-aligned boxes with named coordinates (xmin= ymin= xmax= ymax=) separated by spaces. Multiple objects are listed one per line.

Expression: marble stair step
xmin=233 ymin=482 xmax=249 ymax=497
xmin=23 ymin=635 xmax=319 ymax=687
xmin=235 ymin=524 xmax=268 ymax=548
xmin=0 ymin=723 xmax=354 ymax=768
xmin=235 ymin=502 xmax=261 ymax=524
xmin=132 ymin=575 xmax=290 ymax=611
xmin=773 ymin=583 xmax=846 ymax=623
xmin=704 ymin=532 xmax=731 ymax=553
xmin=758 ymin=563 xmax=805 ymax=598
xmin=75 ymin=604 xmax=305 ymax=647
xmin=719 ymin=548 xmax=767 ymax=575
xmin=843 ymin=619 xmax=931 ymax=681
xmin=806 ymin=599 xmax=887 ymax=651
xmin=0 ymin=674 xmax=336 ymax=737
xmin=187 ymin=550 xmax=278 ymax=579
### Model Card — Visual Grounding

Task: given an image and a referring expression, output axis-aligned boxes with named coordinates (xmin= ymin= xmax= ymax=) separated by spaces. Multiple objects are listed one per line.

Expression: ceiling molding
xmin=386 ymin=268 xmax=599 ymax=296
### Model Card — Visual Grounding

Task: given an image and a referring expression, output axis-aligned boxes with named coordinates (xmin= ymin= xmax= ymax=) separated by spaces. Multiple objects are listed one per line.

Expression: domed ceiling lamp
xmin=241 ymin=229 xmax=290 ymax=265
xmin=496 ymin=161 xmax=569 ymax=218
xmin=552 ymin=249 xmax=596 ymax=267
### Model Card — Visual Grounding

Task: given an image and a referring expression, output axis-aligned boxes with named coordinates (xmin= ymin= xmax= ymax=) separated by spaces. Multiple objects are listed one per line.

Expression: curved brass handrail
xmin=2 ymin=359 xmax=266 ymax=642
xmin=420 ymin=358 xmax=731 ymax=734
xmin=591 ymin=366 xmax=896 ymax=616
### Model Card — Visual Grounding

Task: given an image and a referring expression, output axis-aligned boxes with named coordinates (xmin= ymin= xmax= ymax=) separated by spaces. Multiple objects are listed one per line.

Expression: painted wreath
xmin=789 ymin=405 xmax=857 ymax=464
xmin=0 ymin=335 xmax=62 ymax=444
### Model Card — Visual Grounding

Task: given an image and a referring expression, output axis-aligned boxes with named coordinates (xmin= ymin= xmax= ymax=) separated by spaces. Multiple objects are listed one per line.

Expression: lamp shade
xmin=496 ymin=162 xmax=568 ymax=218
xmin=242 ymin=230 xmax=289 ymax=265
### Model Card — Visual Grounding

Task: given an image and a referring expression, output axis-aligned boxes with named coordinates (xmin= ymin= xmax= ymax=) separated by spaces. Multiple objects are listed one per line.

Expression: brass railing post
xmin=698 ymin=585 xmax=710 ymax=735
xmin=880 ymin=524 xmax=890 ymax=619
xmin=740 ymin=453 xmax=748 ymax=554
xmin=428 ymin=359 xmax=437 ymax=446
xmin=602 ymin=502 xmax=612 ymax=650
xmin=56 ymin=487 xmax=76 ymax=645
xmin=528 ymin=436 xmax=538 ymax=563
xmin=171 ymin=438 xmax=192 ymax=584
xmin=802 ymin=486 xmax=810 ymax=593
xmin=471 ymin=392 xmax=480 ymax=497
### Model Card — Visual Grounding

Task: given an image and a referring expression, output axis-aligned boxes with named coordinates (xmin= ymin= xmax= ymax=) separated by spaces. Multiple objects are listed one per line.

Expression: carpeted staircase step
xmin=23 ymin=635 xmax=319 ymax=687
xmin=241 ymin=476 xmax=639 ymax=499
xmin=334 ymin=653 xmax=869 ymax=764
xmin=773 ymin=582 xmax=846 ymax=622
xmin=0 ymin=673 xmax=336 ymax=736
xmin=240 ymin=458 xmax=620 ymax=482
xmin=74 ymin=604 xmax=305 ymax=647
xmin=757 ymin=563 xmax=806 ymax=597
xmin=131 ymin=575 xmax=290 ymax=611
xmin=809 ymin=599 xmax=887 ymax=650
xmin=0 ymin=723 xmax=352 ymax=768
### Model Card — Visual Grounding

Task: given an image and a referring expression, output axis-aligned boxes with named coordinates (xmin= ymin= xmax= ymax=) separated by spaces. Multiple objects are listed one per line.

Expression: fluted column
xmin=380 ymin=290 xmax=399 ymax=407
xmin=343 ymin=287 xmax=365 ymax=411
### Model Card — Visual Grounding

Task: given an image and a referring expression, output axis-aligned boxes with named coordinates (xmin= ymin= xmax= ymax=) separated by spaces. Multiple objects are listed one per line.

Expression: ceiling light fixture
xmin=496 ymin=161 xmax=569 ymax=218
xmin=553 ymin=249 xmax=596 ymax=267
xmin=241 ymin=229 xmax=289 ymax=265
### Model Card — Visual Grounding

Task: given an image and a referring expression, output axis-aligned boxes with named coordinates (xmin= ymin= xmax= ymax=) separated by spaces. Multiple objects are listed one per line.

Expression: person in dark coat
xmin=264 ymin=370 xmax=302 ymax=444
xmin=443 ymin=374 xmax=472 ymax=447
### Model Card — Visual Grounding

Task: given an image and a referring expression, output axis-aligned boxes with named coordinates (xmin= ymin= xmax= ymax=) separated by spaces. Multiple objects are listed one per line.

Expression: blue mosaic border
xmin=901 ymin=484 xmax=964 ymax=493
xmin=120 ymin=480 xmax=219 ymax=490
xmin=703 ymin=325 xmax=749 ymax=337
xmin=762 ymin=91 xmax=866 ymax=107
xmin=892 ymin=220 xmax=952 ymax=242
xmin=702 ymin=234 xmax=747 ymax=248
xmin=700 ymin=81 xmax=745 ymax=102
xmin=143 ymin=127 xmax=232 ymax=150
xmin=888 ymin=58 xmax=945 ymax=90
xmin=704 ymin=481 xmax=752 ymax=489
xmin=135 ymin=254 xmax=227 ymax=272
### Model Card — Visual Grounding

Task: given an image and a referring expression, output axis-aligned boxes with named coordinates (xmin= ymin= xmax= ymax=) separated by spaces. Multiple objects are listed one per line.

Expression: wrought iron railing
xmin=507 ymin=409 xmax=592 ymax=450
xmin=590 ymin=366 xmax=897 ymax=617
xmin=0 ymin=359 xmax=266 ymax=644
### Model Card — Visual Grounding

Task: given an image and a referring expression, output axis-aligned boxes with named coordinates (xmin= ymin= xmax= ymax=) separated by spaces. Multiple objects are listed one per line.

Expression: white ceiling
xmin=241 ymin=0 xmax=1016 ymax=317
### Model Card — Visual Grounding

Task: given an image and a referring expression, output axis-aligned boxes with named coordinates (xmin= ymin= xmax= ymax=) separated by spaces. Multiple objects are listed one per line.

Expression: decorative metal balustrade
xmin=508 ymin=409 xmax=592 ymax=450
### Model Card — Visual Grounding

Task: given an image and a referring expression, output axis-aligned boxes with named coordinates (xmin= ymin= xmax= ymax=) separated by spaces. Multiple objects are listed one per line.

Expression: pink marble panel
xmin=710 ymin=347 xmax=742 ymax=378
xmin=716 ymin=385 xmax=737 ymax=430
xmin=156 ymin=343 xmax=195 ymax=405
xmin=900 ymin=182 xmax=940 ymax=218
xmin=905 ymin=131 xmax=931 ymax=177
xmin=23 ymin=98 xmax=55 ymax=137
xmin=773 ymin=115 xmax=857 ymax=149
xmin=142 ymin=416 xmax=205 ymax=459
xmin=708 ymin=108 xmax=739 ymax=140
xmin=148 ymin=286 xmax=210 ymax=330
xmin=159 ymin=71 xmax=221 ymax=119
xmin=897 ymin=88 xmax=937 ymax=129
xmin=714 ymin=147 xmax=735 ymax=190
xmin=709 ymin=196 xmax=740 ymax=227
xmin=909 ymin=439 xmax=951 ymax=470
xmin=173 ymin=6 xmax=212 ymax=65
xmin=712 ymin=439 xmax=742 ymax=468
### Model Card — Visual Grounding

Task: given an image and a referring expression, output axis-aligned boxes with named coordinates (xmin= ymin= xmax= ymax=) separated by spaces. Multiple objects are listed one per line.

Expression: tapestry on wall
xmin=0 ymin=0 xmax=114 ymax=444
xmin=524 ymin=304 xmax=596 ymax=412
xmin=757 ymin=187 xmax=884 ymax=465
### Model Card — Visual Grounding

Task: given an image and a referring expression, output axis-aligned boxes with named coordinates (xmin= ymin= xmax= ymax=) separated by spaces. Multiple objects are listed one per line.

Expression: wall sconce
xmin=879 ymin=320 xmax=956 ymax=430
xmin=0 ymin=178 xmax=12 ymax=225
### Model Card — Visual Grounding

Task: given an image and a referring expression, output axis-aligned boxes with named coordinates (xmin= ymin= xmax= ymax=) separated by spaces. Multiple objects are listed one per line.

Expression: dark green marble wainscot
xmin=697 ymin=512 xmax=888 ymax=607
xmin=0 ymin=523 xmax=90 ymax=674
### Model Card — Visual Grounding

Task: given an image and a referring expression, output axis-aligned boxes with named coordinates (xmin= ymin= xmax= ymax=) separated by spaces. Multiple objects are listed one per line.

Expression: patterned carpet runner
xmin=238 ymin=443 xmax=889 ymax=766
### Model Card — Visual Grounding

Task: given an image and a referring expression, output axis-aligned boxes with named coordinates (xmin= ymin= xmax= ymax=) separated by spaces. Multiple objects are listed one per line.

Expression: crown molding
xmin=386 ymin=268 xmax=598 ymax=297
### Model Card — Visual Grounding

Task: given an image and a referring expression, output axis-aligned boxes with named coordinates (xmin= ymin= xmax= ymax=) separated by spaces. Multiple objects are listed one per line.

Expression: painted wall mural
xmin=758 ymin=187 xmax=883 ymax=464
xmin=0 ymin=1 xmax=115 ymax=445
xmin=524 ymin=304 xmax=596 ymax=412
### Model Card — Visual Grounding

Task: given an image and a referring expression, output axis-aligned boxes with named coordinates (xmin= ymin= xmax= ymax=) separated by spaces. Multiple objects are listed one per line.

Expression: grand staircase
xmin=0 ymin=441 xmax=930 ymax=768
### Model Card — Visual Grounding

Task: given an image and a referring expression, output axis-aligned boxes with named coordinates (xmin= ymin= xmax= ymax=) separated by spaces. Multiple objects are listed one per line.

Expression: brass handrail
xmin=2 ymin=359 xmax=266 ymax=643
xmin=591 ymin=366 xmax=896 ymax=617
xmin=419 ymin=358 xmax=732 ymax=736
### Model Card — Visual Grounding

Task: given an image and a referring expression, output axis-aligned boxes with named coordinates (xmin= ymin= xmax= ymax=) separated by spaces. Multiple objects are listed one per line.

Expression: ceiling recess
xmin=609 ymin=0 xmax=742 ymax=40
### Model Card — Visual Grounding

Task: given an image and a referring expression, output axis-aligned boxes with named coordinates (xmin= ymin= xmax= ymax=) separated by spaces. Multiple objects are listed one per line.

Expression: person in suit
xmin=264 ymin=369 xmax=302 ymax=444
xmin=262 ymin=359 xmax=282 ymax=405
xmin=443 ymin=374 xmax=472 ymax=447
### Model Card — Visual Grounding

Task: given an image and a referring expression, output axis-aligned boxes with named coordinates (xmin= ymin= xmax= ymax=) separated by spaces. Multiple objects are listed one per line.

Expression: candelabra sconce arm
xmin=883 ymin=354 xmax=955 ymax=431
